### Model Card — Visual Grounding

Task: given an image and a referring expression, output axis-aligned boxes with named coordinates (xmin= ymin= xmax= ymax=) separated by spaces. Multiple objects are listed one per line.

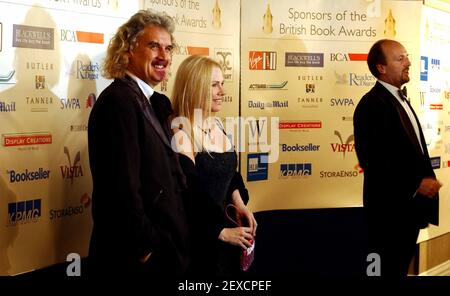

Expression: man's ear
xmin=128 ymin=44 xmax=136 ymax=58
xmin=376 ymin=63 xmax=386 ymax=75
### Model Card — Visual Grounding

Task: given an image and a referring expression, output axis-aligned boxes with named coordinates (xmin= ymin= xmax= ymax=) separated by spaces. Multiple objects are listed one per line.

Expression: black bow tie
xmin=398 ymin=87 xmax=408 ymax=101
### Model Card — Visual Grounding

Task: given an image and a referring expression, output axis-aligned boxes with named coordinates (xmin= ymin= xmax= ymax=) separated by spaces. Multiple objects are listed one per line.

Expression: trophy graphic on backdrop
xmin=212 ymin=0 xmax=221 ymax=29
xmin=108 ymin=0 xmax=118 ymax=10
xmin=263 ymin=4 xmax=273 ymax=34
xmin=384 ymin=9 xmax=396 ymax=38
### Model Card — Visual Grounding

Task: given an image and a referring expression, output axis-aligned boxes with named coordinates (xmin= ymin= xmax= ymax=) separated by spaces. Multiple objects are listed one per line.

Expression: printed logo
xmin=249 ymin=51 xmax=276 ymax=70
xmin=0 ymin=69 xmax=15 ymax=84
xmin=86 ymin=93 xmax=96 ymax=108
xmin=26 ymin=96 xmax=54 ymax=112
xmin=215 ymin=48 xmax=233 ymax=81
xmin=285 ymin=53 xmax=324 ymax=67
xmin=420 ymin=56 xmax=428 ymax=81
xmin=430 ymin=104 xmax=443 ymax=110
xmin=330 ymin=98 xmax=354 ymax=106
xmin=13 ymin=24 xmax=54 ymax=50
xmin=50 ymin=0 xmax=102 ymax=9
xmin=35 ymin=75 xmax=45 ymax=89
xmin=247 ymin=153 xmax=268 ymax=181
xmin=330 ymin=53 xmax=368 ymax=61
xmin=335 ymin=72 xmax=376 ymax=87
xmin=319 ymin=169 xmax=360 ymax=178
xmin=2 ymin=132 xmax=52 ymax=147
xmin=26 ymin=61 xmax=54 ymax=71
xmin=429 ymin=86 xmax=441 ymax=94
xmin=430 ymin=156 xmax=441 ymax=169
xmin=60 ymin=98 xmax=81 ymax=110
xmin=49 ymin=194 xmax=91 ymax=220
xmin=0 ymin=101 xmax=16 ymax=112
xmin=243 ymin=117 xmax=280 ymax=162
xmin=8 ymin=199 xmax=41 ymax=226
xmin=297 ymin=97 xmax=323 ymax=108
xmin=221 ymin=95 xmax=232 ymax=103
xmin=60 ymin=29 xmax=104 ymax=44
xmin=342 ymin=116 xmax=353 ymax=121
xmin=74 ymin=60 xmax=100 ymax=80
xmin=248 ymin=99 xmax=288 ymax=109
xmin=431 ymin=58 xmax=440 ymax=70
xmin=305 ymin=83 xmax=315 ymax=93
xmin=280 ymin=163 xmax=312 ymax=178
xmin=334 ymin=71 xmax=348 ymax=84
xmin=445 ymin=143 xmax=450 ymax=154
xmin=249 ymin=81 xmax=287 ymax=90
xmin=173 ymin=44 xmax=209 ymax=56
xmin=280 ymin=143 xmax=320 ymax=152
xmin=331 ymin=130 xmax=355 ymax=158
xmin=70 ymin=124 xmax=88 ymax=132
xmin=298 ymin=75 xmax=323 ymax=81
xmin=7 ymin=168 xmax=50 ymax=183
xmin=279 ymin=121 xmax=322 ymax=130
xmin=247 ymin=119 xmax=267 ymax=148
xmin=60 ymin=146 xmax=83 ymax=183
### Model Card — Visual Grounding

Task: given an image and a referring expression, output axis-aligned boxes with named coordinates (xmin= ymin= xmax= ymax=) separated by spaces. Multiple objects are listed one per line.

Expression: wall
xmin=0 ymin=0 xmax=448 ymax=275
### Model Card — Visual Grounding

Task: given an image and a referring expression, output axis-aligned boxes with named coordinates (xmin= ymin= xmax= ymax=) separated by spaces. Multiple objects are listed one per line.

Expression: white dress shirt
xmin=125 ymin=70 xmax=154 ymax=104
xmin=378 ymin=80 xmax=424 ymax=154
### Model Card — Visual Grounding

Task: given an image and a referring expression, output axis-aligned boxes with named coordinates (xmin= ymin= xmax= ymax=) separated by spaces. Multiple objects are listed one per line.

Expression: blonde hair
xmin=102 ymin=9 xmax=175 ymax=79
xmin=172 ymin=55 xmax=223 ymax=151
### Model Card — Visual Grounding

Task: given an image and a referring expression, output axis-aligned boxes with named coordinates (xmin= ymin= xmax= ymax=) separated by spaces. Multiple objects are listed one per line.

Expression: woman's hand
xmin=236 ymin=205 xmax=257 ymax=237
xmin=218 ymin=227 xmax=254 ymax=250
xmin=231 ymin=190 xmax=258 ymax=236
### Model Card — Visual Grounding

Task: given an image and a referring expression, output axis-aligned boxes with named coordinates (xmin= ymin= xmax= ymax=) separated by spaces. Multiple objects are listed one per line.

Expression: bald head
xmin=367 ymin=39 xmax=411 ymax=88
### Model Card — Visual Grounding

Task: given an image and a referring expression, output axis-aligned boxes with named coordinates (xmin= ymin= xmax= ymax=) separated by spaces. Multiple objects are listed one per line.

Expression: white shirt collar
xmin=125 ymin=70 xmax=154 ymax=102
xmin=378 ymin=80 xmax=402 ymax=101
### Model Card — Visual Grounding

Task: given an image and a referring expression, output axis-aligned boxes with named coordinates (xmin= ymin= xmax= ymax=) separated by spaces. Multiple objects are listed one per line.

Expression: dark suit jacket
xmin=87 ymin=75 xmax=189 ymax=277
xmin=353 ymin=81 xmax=438 ymax=229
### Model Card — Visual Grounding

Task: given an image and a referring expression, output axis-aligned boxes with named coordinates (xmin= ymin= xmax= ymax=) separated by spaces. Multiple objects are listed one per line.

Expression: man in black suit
xmin=87 ymin=10 xmax=189 ymax=277
xmin=354 ymin=39 xmax=442 ymax=276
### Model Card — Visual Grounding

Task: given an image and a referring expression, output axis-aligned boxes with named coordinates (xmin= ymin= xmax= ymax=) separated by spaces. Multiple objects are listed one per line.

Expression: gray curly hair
xmin=102 ymin=9 xmax=175 ymax=79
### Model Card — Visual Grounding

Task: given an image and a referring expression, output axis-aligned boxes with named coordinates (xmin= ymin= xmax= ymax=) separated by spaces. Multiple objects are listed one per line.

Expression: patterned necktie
xmin=398 ymin=86 xmax=408 ymax=101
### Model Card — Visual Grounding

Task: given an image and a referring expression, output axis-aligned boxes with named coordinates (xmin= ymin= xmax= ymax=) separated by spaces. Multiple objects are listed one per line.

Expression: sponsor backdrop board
xmin=241 ymin=0 xmax=450 ymax=243
xmin=0 ymin=0 xmax=140 ymax=276
xmin=417 ymin=3 xmax=450 ymax=243
xmin=141 ymin=0 xmax=241 ymax=119
xmin=241 ymin=0 xmax=415 ymax=208
xmin=0 ymin=0 xmax=240 ymax=275
xmin=0 ymin=0 xmax=449 ymax=275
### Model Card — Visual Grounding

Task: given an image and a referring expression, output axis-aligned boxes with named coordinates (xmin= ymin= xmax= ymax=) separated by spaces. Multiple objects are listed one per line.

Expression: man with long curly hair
xmin=87 ymin=9 xmax=189 ymax=278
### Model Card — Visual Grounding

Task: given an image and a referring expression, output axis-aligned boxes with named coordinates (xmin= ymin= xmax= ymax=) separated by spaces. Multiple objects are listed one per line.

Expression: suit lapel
xmin=149 ymin=92 xmax=173 ymax=141
xmin=120 ymin=76 xmax=171 ymax=148
xmin=376 ymin=83 xmax=423 ymax=158
xmin=405 ymin=100 xmax=429 ymax=156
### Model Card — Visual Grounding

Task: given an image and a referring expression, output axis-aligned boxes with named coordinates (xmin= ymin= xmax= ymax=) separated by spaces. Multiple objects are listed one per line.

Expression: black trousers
xmin=367 ymin=221 xmax=420 ymax=277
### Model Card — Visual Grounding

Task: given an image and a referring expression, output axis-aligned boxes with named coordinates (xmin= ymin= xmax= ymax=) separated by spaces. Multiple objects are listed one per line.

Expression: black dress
xmin=179 ymin=147 xmax=249 ymax=278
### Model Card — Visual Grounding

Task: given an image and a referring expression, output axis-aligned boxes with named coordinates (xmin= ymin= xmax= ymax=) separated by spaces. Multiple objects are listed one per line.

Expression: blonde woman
xmin=172 ymin=55 xmax=257 ymax=277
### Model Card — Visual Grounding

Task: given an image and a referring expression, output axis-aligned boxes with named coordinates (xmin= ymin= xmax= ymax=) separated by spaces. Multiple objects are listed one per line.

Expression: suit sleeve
xmin=91 ymin=93 xmax=161 ymax=259
xmin=354 ymin=94 xmax=418 ymax=203
xmin=227 ymin=171 xmax=249 ymax=205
